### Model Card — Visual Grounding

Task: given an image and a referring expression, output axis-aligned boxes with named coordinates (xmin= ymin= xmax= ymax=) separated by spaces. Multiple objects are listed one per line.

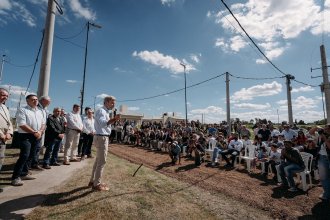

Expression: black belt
xmin=96 ymin=134 xmax=110 ymax=137
xmin=68 ymin=128 xmax=81 ymax=132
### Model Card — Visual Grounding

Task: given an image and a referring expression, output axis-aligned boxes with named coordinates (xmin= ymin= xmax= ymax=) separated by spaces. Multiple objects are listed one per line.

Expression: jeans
xmin=318 ymin=155 xmax=330 ymax=199
xmin=212 ymin=147 xmax=222 ymax=163
xmin=220 ymin=149 xmax=239 ymax=166
xmin=43 ymin=138 xmax=62 ymax=165
xmin=279 ymin=161 xmax=304 ymax=188
xmin=12 ymin=133 xmax=40 ymax=179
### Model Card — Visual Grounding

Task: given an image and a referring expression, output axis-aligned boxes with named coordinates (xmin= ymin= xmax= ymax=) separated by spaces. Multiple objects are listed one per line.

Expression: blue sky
xmin=0 ymin=0 xmax=330 ymax=123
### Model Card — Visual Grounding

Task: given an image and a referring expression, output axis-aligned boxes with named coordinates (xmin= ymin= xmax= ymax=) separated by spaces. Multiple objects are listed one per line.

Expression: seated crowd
xmin=1 ymin=91 xmax=329 ymax=200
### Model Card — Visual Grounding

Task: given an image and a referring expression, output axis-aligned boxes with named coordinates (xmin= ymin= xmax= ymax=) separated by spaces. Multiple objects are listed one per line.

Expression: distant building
xmin=143 ymin=112 xmax=185 ymax=124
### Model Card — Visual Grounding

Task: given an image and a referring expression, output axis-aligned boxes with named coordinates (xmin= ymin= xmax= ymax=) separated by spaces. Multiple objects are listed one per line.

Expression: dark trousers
xmin=264 ymin=160 xmax=278 ymax=175
xmin=81 ymin=133 xmax=94 ymax=156
xmin=220 ymin=149 xmax=239 ymax=166
xmin=12 ymin=133 xmax=40 ymax=179
xmin=43 ymin=138 xmax=62 ymax=165
xmin=77 ymin=136 xmax=84 ymax=156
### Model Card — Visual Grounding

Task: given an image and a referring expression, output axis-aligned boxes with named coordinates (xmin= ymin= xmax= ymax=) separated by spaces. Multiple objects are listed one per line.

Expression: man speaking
xmin=89 ymin=96 xmax=120 ymax=191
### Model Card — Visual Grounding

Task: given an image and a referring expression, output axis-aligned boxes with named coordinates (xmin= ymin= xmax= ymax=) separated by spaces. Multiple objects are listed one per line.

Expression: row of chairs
xmin=205 ymin=143 xmax=315 ymax=192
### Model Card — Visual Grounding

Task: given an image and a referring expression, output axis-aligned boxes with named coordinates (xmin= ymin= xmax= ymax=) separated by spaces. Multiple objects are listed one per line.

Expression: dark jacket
xmin=281 ymin=147 xmax=305 ymax=169
xmin=45 ymin=115 xmax=66 ymax=146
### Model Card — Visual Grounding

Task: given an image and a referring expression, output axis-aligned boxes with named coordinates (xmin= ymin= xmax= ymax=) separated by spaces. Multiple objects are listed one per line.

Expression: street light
xmin=0 ymin=55 xmax=6 ymax=84
xmin=180 ymin=62 xmax=188 ymax=127
xmin=80 ymin=21 xmax=102 ymax=114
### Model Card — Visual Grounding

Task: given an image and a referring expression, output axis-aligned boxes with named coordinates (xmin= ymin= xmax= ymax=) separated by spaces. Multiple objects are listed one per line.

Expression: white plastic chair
xmin=205 ymin=138 xmax=217 ymax=161
xmin=239 ymin=145 xmax=257 ymax=173
xmin=260 ymin=147 xmax=272 ymax=174
xmin=297 ymin=152 xmax=313 ymax=191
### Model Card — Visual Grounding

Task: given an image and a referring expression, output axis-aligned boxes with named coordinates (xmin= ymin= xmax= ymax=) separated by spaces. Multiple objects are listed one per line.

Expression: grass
xmin=26 ymin=153 xmax=270 ymax=220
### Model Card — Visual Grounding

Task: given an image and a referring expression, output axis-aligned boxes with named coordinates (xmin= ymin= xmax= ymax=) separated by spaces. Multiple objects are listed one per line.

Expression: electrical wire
xmin=220 ymin=0 xmax=287 ymax=77
xmin=86 ymin=72 xmax=227 ymax=107
xmin=54 ymin=36 xmax=85 ymax=49
xmin=292 ymin=79 xmax=319 ymax=88
xmin=229 ymin=73 xmax=285 ymax=80
xmin=54 ymin=0 xmax=63 ymax=15
xmin=4 ymin=60 xmax=34 ymax=68
xmin=55 ymin=23 xmax=87 ymax=40
xmin=24 ymin=30 xmax=45 ymax=95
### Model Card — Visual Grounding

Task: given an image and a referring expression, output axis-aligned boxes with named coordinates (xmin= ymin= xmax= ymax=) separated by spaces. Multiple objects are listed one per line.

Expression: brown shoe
xmin=31 ymin=165 xmax=44 ymax=171
xmin=63 ymin=161 xmax=71 ymax=165
xmin=93 ymin=184 xmax=109 ymax=191
xmin=42 ymin=164 xmax=51 ymax=169
xmin=88 ymin=182 xmax=93 ymax=187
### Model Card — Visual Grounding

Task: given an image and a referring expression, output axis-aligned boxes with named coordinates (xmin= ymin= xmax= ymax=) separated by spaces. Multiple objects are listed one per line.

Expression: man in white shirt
xmin=281 ymin=124 xmax=297 ymax=141
xmin=220 ymin=134 xmax=243 ymax=168
xmin=88 ymin=96 xmax=120 ymax=191
xmin=63 ymin=104 xmax=83 ymax=165
xmin=12 ymin=94 xmax=46 ymax=186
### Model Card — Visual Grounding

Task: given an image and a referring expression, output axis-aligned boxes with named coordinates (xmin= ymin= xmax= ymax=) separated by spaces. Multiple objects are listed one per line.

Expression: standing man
xmin=63 ymin=104 xmax=83 ymax=165
xmin=12 ymin=94 xmax=46 ymax=186
xmin=42 ymin=107 xmax=66 ymax=168
xmin=34 ymin=95 xmax=51 ymax=167
xmin=89 ymin=96 xmax=120 ymax=191
xmin=81 ymin=108 xmax=95 ymax=159
xmin=0 ymin=88 xmax=13 ymax=172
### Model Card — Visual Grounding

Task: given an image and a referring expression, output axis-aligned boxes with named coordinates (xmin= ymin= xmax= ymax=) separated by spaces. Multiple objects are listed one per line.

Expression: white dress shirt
xmin=83 ymin=117 xmax=95 ymax=134
xmin=66 ymin=111 xmax=83 ymax=130
xmin=16 ymin=105 xmax=46 ymax=133
xmin=94 ymin=106 xmax=112 ymax=135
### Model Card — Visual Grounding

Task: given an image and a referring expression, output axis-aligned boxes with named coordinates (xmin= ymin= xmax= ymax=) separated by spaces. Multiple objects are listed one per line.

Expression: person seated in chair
xmin=278 ymin=140 xmax=305 ymax=192
xmin=169 ymin=141 xmax=181 ymax=165
xmin=220 ymin=133 xmax=243 ymax=168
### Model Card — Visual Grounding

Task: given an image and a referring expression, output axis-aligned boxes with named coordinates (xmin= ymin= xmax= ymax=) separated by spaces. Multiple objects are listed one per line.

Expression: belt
xmin=68 ymin=128 xmax=81 ymax=132
xmin=96 ymin=134 xmax=110 ymax=137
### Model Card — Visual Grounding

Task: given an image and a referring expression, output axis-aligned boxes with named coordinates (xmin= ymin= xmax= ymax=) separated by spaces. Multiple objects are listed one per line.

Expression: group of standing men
xmin=0 ymin=88 xmax=119 ymax=191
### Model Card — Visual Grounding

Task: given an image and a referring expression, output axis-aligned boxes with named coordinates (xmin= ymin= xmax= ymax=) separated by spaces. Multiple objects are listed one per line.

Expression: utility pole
xmin=285 ymin=74 xmax=294 ymax=125
xmin=226 ymin=72 xmax=231 ymax=134
xmin=320 ymin=83 xmax=327 ymax=124
xmin=320 ymin=44 xmax=330 ymax=123
xmin=0 ymin=55 xmax=6 ymax=83
xmin=80 ymin=21 xmax=102 ymax=114
xmin=180 ymin=62 xmax=188 ymax=127
xmin=37 ymin=0 xmax=56 ymax=98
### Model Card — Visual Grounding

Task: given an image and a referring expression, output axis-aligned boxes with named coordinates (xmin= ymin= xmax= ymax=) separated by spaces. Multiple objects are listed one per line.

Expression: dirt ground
xmin=110 ymin=144 xmax=330 ymax=220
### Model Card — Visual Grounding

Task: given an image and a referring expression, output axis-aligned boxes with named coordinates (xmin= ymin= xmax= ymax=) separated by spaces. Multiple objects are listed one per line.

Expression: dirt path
xmin=110 ymin=144 xmax=329 ymax=220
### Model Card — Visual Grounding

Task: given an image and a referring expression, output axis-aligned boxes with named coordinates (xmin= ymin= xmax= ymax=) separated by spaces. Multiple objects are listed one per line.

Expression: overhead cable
xmin=220 ymin=0 xmax=287 ymax=77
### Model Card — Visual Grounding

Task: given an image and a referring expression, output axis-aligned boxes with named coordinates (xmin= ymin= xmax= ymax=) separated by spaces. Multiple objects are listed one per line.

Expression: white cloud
xmin=189 ymin=106 xmax=226 ymax=123
xmin=277 ymin=96 xmax=318 ymax=110
xmin=234 ymin=102 xmax=271 ymax=110
xmin=190 ymin=53 xmax=201 ymax=63
xmin=291 ymin=86 xmax=314 ymax=93
xmin=214 ymin=0 xmax=328 ymax=61
xmin=0 ymin=1 xmax=36 ymax=27
xmin=66 ymin=80 xmax=79 ymax=83
xmin=132 ymin=50 xmax=195 ymax=74
xmin=68 ymin=0 xmax=96 ymax=20
xmin=161 ymin=0 xmax=175 ymax=6
xmin=215 ymin=36 xmax=247 ymax=53
xmin=231 ymin=81 xmax=282 ymax=101
xmin=128 ymin=107 xmax=140 ymax=111
xmin=96 ymin=93 xmax=109 ymax=99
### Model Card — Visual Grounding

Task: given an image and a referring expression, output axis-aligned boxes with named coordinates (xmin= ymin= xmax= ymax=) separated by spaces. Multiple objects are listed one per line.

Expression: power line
xmin=24 ymin=30 xmax=45 ymax=95
xmin=220 ymin=0 xmax=287 ymax=77
xmin=4 ymin=60 xmax=34 ymax=68
xmin=229 ymin=73 xmax=285 ymax=80
xmin=54 ymin=36 xmax=85 ymax=49
xmin=55 ymin=23 xmax=87 ymax=40
xmin=87 ymin=72 xmax=227 ymax=107
xmin=292 ymin=79 xmax=319 ymax=88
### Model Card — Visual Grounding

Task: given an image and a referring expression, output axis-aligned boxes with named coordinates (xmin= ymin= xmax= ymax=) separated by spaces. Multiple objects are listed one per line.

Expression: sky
xmin=0 ymin=0 xmax=330 ymax=123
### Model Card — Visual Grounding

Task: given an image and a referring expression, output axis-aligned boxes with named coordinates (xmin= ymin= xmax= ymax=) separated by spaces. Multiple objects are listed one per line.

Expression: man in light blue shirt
xmin=12 ymin=94 xmax=46 ymax=186
xmin=89 ymin=96 xmax=120 ymax=191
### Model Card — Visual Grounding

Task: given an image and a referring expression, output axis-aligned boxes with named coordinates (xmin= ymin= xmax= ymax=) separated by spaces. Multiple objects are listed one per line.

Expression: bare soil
xmin=110 ymin=144 xmax=330 ymax=220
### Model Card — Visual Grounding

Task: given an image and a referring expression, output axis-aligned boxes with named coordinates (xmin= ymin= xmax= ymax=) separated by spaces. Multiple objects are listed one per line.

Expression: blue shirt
xmin=94 ymin=106 xmax=112 ymax=135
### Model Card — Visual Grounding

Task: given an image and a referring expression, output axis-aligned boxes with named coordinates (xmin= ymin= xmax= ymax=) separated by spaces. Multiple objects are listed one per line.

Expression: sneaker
xmin=42 ymin=164 xmax=51 ymax=169
xmin=288 ymin=187 xmax=298 ymax=192
xmin=21 ymin=174 xmax=36 ymax=180
xmin=12 ymin=178 xmax=24 ymax=186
